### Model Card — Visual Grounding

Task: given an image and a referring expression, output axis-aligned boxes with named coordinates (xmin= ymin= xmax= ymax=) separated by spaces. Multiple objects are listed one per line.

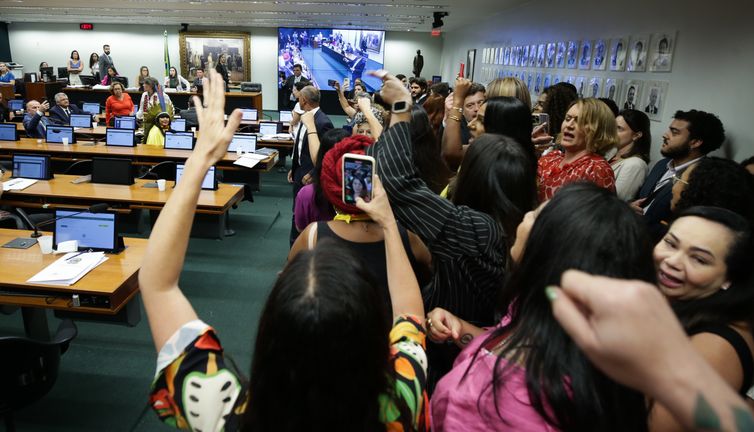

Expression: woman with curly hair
xmin=671 ymin=156 xmax=754 ymax=223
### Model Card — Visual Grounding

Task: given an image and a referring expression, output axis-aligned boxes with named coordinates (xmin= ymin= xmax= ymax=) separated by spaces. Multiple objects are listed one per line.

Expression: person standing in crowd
xmin=609 ymin=109 xmax=651 ymax=200
xmin=98 ymin=44 xmax=114 ymax=75
xmin=215 ymin=53 xmax=230 ymax=92
xmin=67 ymin=50 xmax=84 ymax=85
xmin=89 ymin=52 xmax=100 ymax=81
xmin=283 ymin=64 xmax=310 ymax=109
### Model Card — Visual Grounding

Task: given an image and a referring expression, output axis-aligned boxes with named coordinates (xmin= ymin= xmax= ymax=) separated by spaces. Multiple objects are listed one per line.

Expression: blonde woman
xmin=485 ymin=77 xmax=531 ymax=110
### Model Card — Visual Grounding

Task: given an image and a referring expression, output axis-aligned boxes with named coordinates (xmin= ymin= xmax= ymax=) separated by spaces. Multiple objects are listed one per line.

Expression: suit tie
xmin=64 ymin=108 xmax=70 ymax=119
xmin=293 ymin=125 xmax=304 ymax=168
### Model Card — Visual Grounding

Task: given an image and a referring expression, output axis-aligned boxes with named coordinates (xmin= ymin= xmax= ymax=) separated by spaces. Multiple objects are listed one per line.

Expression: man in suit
xmin=288 ymin=85 xmax=333 ymax=245
xmin=22 ymin=100 xmax=51 ymax=138
xmin=282 ymin=64 xmax=310 ymax=109
xmin=350 ymin=54 xmax=366 ymax=84
xmin=98 ymin=44 xmax=114 ymax=76
xmin=409 ymin=77 xmax=428 ymax=105
xmin=632 ymin=109 xmax=725 ymax=240
xmin=644 ymin=89 xmax=659 ymax=115
xmin=48 ymin=92 xmax=87 ymax=125
xmin=623 ymin=85 xmax=636 ymax=110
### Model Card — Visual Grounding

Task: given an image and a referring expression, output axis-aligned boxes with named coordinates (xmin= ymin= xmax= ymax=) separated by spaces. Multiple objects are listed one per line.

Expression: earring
xmin=721 ymin=281 xmax=731 ymax=290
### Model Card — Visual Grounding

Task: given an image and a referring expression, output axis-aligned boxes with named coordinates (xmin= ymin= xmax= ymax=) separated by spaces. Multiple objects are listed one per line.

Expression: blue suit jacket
xmin=23 ymin=112 xmax=47 ymax=138
xmin=49 ymin=104 xmax=86 ymax=125
xmin=638 ymin=158 xmax=675 ymax=240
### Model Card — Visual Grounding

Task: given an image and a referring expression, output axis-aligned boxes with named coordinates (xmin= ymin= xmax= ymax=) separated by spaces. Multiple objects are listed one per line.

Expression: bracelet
xmin=307 ymin=132 xmax=317 ymax=136
xmin=447 ymin=115 xmax=462 ymax=122
xmin=451 ymin=106 xmax=463 ymax=113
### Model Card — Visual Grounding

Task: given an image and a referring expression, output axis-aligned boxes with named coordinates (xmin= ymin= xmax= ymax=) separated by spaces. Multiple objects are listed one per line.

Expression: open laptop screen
xmin=176 ymin=164 xmax=216 ymax=190
xmin=114 ymin=116 xmax=136 ymax=130
xmin=172 ymin=118 xmax=187 ymax=132
xmin=228 ymin=134 xmax=257 ymax=153
xmin=12 ymin=154 xmax=51 ymax=179
xmin=70 ymin=114 xmax=92 ymax=128
xmin=46 ymin=126 xmax=75 ymax=144
xmin=106 ymin=128 xmax=135 ymax=147
xmin=82 ymin=102 xmax=100 ymax=114
xmin=0 ymin=123 xmax=17 ymax=141
xmin=241 ymin=109 xmax=258 ymax=121
xmin=164 ymin=132 xmax=194 ymax=150
xmin=279 ymin=110 xmax=293 ymax=123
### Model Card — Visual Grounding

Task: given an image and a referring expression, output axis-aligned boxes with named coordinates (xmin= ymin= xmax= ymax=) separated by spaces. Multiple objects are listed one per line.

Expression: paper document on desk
xmin=261 ymin=133 xmax=293 ymax=141
xmin=233 ymin=153 xmax=267 ymax=168
xmin=27 ymin=252 xmax=108 ymax=286
xmin=2 ymin=178 xmax=38 ymax=191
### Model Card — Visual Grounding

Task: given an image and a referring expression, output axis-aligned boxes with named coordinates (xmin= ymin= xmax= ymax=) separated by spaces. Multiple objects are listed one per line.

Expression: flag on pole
xmin=163 ymin=30 xmax=171 ymax=78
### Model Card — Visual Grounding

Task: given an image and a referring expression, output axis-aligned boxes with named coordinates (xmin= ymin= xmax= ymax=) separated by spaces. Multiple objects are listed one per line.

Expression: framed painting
xmin=466 ymin=49 xmax=477 ymax=81
xmin=179 ymin=31 xmax=251 ymax=83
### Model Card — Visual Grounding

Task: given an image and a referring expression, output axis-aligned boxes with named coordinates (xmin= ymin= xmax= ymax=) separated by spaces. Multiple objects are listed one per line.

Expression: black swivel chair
xmin=0 ymin=320 xmax=78 ymax=431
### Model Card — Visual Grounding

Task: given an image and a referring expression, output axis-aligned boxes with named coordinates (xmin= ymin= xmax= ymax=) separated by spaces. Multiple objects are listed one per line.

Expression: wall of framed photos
xmin=439 ymin=0 xmax=754 ymax=162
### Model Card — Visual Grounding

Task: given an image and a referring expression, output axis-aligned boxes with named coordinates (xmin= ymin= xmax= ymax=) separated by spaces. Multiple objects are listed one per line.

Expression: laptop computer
xmin=105 ymin=128 xmax=136 ymax=147
xmin=0 ymin=123 xmax=19 ymax=141
xmin=82 ymin=102 xmax=100 ymax=115
xmin=228 ymin=134 xmax=257 ymax=153
xmin=175 ymin=164 xmax=217 ymax=190
xmin=114 ymin=115 xmax=137 ymax=130
xmin=70 ymin=113 xmax=93 ymax=128
xmin=46 ymin=126 xmax=76 ymax=144
xmin=53 ymin=209 xmax=122 ymax=252
xmin=164 ymin=131 xmax=195 ymax=150
xmin=12 ymin=153 xmax=53 ymax=180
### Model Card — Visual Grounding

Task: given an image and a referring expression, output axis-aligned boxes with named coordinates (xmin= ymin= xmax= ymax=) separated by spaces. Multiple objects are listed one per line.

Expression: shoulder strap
xmin=692 ymin=325 xmax=753 ymax=394
xmin=307 ymin=222 xmax=317 ymax=250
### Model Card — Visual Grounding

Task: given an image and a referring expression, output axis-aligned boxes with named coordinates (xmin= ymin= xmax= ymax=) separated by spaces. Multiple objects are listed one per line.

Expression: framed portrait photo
xmin=609 ymin=38 xmax=628 ymax=71
xmin=566 ymin=40 xmax=579 ymax=69
xmin=574 ymin=76 xmax=586 ymax=97
xmin=588 ymin=77 xmax=603 ymax=98
xmin=503 ymin=47 xmax=511 ymax=66
xmin=543 ymin=74 xmax=552 ymax=90
xmin=621 ymin=80 xmax=644 ymax=110
xmin=579 ymin=40 xmax=592 ymax=70
xmin=466 ymin=49 xmax=477 ymax=80
xmin=592 ymin=39 xmax=608 ymax=70
xmin=627 ymin=35 xmax=649 ymax=72
xmin=641 ymin=80 xmax=670 ymax=121
xmin=179 ymin=31 xmax=251 ymax=83
xmin=604 ymin=78 xmax=623 ymax=102
xmin=556 ymin=42 xmax=567 ymax=68
xmin=536 ymin=44 xmax=546 ymax=68
xmin=529 ymin=44 xmax=537 ymax=67
xmin=546 ymin=43 xmax=556 ymax=68
xmin=649 ymin=32 xmax=676 ymax=72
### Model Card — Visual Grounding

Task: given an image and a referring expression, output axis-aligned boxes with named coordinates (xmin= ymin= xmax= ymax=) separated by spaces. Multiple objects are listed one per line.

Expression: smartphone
xmin=327 ymin=79 xmax=338 ymax=88
xmin=342 ymin=153 xmax=376 ymax=205
xmin=532 ymin=113 xmax=549 ymax=135
xmin=343 ymin=77 xmax=350 ymax=89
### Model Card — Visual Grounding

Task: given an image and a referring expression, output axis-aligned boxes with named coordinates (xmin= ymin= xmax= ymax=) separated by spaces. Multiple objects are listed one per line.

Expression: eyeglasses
xmin=671 ymin=173 xmax=688 ymax=185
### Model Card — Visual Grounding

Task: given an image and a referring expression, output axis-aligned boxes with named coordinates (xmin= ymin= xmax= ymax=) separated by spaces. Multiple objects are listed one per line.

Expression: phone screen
xmin=342 ymin=157 xmax=374 ymax=204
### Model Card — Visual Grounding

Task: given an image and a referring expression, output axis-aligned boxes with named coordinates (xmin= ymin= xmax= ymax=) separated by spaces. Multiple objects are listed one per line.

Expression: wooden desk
xmin=25 ymin=81 xmax=65 ymax=103
xmin=63 ymin=87 xmax=262 ymax=114
xmin=0 ymin=138 xmax=279 ymax=173
xmin=0 ymin=228 xmax=145 ymax=339
xmin=0 ymin=84 xmax=14 ymax=101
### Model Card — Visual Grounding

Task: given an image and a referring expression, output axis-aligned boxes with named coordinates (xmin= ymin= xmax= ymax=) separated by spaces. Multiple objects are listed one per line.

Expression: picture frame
xmin=622 ymin=79 xmax=644 ymax=110
xmin=556 ymin=42 xmax=566 ymax=68
xmin=579 ymin=40 xmax=592 ymax=70
xmin=609 ymin=38 xmax=628 ymax=71
xmin=649 ymin=32 xmax=676 ymax=72
xmin=566 ymin=40 xmax=579 ymax=69
xmin=627 ymin=35 xmax=649 ymax=72
xmin=466 ymin=49 xmax=477 ymax=81
xmin=604 ymin=78 xmax=623 ymax=102
xmin=588 ymin=76 xmax=603 ymax=98
xmin=592 ymin=39 xmax=608 ymax=70
xmin=180 ymin=31 xmax=251 ymax=83
xmin=641 ymin=80 xmax=670 ymax=121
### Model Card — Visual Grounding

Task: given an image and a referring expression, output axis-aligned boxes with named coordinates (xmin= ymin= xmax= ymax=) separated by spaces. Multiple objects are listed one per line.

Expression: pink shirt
xmin=431 ymin=323 xmax=561 ymax=431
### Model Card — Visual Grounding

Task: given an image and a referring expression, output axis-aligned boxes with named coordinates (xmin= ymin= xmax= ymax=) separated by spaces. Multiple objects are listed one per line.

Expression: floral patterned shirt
xmin=150 ymin=315 xmax=429 ymax=432
xmin=537 ymin=150 xmax=615 ymax=201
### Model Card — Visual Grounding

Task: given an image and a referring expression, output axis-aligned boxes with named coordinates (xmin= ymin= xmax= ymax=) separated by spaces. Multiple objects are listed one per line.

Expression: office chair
xmin=0 ymin=319 xmax=78 ymax=431
xmin=63 ymin=159 xmax=93 ymax=175
xmin=0 ymin=210 xmax=26 ymax=229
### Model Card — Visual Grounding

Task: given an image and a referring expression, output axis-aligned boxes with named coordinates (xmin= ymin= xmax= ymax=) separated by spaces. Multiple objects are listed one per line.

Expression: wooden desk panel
xmin=0 ymin=172 xmax=244 ymax=214
xmin=0 ymin=229 xmax=145 ymax=315
xmin=0 ymin=138 xmax=278 ymax=173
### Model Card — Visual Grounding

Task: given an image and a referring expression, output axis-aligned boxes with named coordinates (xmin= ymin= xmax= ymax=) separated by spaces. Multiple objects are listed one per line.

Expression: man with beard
xmin=632 ymin=110 xmax=725 ymax=239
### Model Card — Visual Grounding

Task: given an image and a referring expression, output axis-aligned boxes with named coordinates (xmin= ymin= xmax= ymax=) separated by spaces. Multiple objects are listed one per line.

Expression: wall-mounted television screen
xmin=278 ymin=27 xmax=385 ymax=93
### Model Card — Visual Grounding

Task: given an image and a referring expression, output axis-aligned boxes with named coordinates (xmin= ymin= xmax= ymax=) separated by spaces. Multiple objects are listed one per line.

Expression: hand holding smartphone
xmin=342 ymin=153 xmax=376 ymax=205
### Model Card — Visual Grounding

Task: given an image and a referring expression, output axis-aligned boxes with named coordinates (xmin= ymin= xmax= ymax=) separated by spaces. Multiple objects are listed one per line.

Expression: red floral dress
xmin=537 ymin=151 xmax=615 ymax=201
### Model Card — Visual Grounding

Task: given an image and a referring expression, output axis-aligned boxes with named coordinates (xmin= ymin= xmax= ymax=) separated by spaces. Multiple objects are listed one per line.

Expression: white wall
xmin=7 ymin=23 xmax=444 ymax=111
xmin=439 ymin=0 xmax=754 ymax=162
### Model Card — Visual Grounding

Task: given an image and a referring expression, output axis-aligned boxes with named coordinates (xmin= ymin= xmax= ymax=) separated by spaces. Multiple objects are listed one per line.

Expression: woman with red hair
xmin=289 ymin=134 xmax=431 ymax=316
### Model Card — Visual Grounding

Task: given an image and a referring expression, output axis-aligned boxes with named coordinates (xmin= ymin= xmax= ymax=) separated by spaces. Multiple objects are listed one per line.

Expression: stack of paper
xmin=27 ymin=252 xmax=108 ymax=286
xmin=261 ymin=133 xmax=293 ymax=141
xmin=2 ymin=178 xmax=38 ymax=191
xmin=233 ymin=153 xmax=268 ymax=168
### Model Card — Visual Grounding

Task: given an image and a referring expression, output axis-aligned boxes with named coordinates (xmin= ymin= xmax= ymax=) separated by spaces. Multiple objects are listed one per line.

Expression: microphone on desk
xmin=138 ymin=160 xmax=177 ymax=180
xmin=28 ymin=203 xmax=110 ymax=238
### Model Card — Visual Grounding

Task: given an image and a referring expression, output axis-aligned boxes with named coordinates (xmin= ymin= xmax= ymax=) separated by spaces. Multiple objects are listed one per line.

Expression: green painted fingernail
xmin=545 ymin=286 xmax=558 ymax=301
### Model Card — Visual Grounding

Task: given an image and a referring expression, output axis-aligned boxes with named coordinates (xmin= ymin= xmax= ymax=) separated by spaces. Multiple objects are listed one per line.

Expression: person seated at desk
xmin=163 ymin=66 xmax=190 ymax=91
xmin=22 ymin=100 xmax=51 ymax=138
xmin=0 ymin=92 xmax=14 ymax=122
xmin=101 ymin=66 xmax=119 ymax=86
xmin=105 ymin=81 xmax=134 ymax=126
xmin=0 ymin=62 xmax=15 ymax=86
xmin=49 ymin=92 xmax=87 ymax=125
xmin=145 ymin=111 xmax=171 ymax=147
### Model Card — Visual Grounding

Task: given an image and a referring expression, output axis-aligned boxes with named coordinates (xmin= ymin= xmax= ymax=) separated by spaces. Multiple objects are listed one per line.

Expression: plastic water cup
xmin=157 ymin=179 xmax=167 ymax=191
xmin=38 ymin=235 xmax=53 ymax=254
xmin=62 ymin=137 xmax=69 ymax=146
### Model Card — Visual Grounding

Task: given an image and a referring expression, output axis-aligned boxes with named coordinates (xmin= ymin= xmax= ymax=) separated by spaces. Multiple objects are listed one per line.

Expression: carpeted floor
xmin=0 ymin=167 xmax=295 ymax=431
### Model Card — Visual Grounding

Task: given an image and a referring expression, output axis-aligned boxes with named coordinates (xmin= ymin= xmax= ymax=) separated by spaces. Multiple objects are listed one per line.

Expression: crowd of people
xmin=133 ymin=66 xmax=754 ymax=432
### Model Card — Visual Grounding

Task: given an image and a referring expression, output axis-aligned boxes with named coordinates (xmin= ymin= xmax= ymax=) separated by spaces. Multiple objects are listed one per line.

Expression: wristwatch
xmin=391 ymin=99 xmax=411 ymax=113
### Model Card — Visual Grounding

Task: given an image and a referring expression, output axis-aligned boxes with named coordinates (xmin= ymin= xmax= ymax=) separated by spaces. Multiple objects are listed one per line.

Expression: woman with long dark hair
xmin=89 ymin=52 xmax=100 ymax=81
xmin=430 ymin=182 xmax=654 ymax=431
xmin=467 ymin=96 xmax=537 ymax=169
xmin=651 ymin=206 xmax=754 ymax=430
xmin=410 ymin=105 xmax=452 ymax=194
xmin=610 ymin=109 xmax=651 ymax=200
xmin=140 ymin=70 xmax=430 ymax=431
xmin=367 ymin=72 xmax=538 ymax=392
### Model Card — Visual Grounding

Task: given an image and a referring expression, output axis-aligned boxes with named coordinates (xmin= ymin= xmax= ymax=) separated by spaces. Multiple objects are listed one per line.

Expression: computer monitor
xmin=57 ymin=67 xmax=69 ymax=79
xmin=53 ymin=210 xmax=118 ymax=252
xmin=113 ymin=76 xmax=128 ymax=87
xmin=40 ymin=67 xmax=54 ymax=81
xmin=82 ymin=102 xmax=100 ymax=115
xmin=8 ymin=99 xmax=24 ymax=111
xmin=91 ymin=157 xmax=133 ymax=185
xmin=171 ymin=118 xmax=187 ymax=132
xmin=240 ymin=109 xmax=258 ymax=122
xmin=258 ymin=121 xmax=281 ymax=135
xmin=12 ymin=154 xmax=53 ymax=180
xmin=228 ymin=134 xmax=257 ymax=153
xmin=105 ymin=128 xmax=136 ymax=147
xmin=114 ymin=115 xmax=136 ymax=130
xmin=279 ymin=110 xmax=293 ymax=123
xmin=79 ymin=75 xmax=96 ymax=86
xmin=164 ymin=131 xmax=194 ymax=150
xmin=46 ymin=126 xmax=76 ymax=144
xmin=176 ymin=164 xmax=217 ymax=190
xmin=0 ymin=123 xmax=19 ymax=141
xmin=69 ymin=113 xmax=92 ymax=128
